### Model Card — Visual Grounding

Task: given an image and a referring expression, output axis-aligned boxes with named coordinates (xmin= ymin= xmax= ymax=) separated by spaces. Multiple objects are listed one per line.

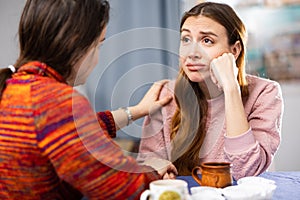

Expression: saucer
xmin=190 ymin=186 xmax=224 ymax=200
xmin=190 ymin=176 xmax=276 ymax=200
xmin=237 ymin=176 xmax=276 ymax=186
xmin=222 ymin=184 xmax=276 ymax=200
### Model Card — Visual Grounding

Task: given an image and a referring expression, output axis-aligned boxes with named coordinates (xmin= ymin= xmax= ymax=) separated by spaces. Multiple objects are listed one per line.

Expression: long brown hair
xmin=171 ymin=2 xmax=248 ymax=175
xmin=0 ymin=0 xmax=110 ymax=100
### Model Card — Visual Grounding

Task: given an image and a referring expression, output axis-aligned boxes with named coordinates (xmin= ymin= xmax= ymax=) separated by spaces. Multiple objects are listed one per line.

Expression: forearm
xmin=223 ymin=84 xmax=249 ymax=137
xmin=226 ymin=143 xmax=266 ymax=180
xmin=223 ymin=77 xmax=283 ymax=179
xmin=111 ymin=108 xmax=129 ymax=130
xmin=224 ymin=131 xmax=272 ymax=179
xmin=111 ymin=106 xmax=147 ymax=130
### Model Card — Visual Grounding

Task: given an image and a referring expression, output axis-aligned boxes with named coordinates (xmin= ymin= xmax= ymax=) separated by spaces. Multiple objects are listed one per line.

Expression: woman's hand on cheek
xmin=210 ymin=53 xmax=238 ymax=90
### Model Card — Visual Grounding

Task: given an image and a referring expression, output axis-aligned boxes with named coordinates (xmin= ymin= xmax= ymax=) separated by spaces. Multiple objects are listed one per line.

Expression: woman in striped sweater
xmin=0 ymin=0 xmax=177 ymax=199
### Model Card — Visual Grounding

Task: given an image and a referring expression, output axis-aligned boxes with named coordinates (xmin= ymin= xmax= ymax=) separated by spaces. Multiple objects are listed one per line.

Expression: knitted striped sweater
xmin=0 ymin=61 xmax=160 ymax=200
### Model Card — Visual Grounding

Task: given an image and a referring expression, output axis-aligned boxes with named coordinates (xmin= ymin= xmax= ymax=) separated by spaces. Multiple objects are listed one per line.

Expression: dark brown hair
xmin=0 ymin=0 xmax=109 ymax=99
xmin=171 ymin=2 xmax=248 ymax=175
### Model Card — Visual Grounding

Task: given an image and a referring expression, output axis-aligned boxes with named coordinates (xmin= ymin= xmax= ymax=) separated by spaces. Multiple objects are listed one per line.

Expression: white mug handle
xmin=140 ymin=189 xmax=151 ymax=200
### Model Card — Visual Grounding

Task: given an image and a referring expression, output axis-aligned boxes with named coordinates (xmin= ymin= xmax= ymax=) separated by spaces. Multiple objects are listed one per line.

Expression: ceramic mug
xmin=192 ymin=162 xmax=233 ymax=188
xmin=140 ymin=179 xmax=189 ymax=200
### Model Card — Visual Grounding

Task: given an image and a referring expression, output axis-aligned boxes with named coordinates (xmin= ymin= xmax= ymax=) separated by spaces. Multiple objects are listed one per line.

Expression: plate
xmin=222 ymin=184 xmax=276 ymax=200
xmin=190 ymin=186 xmax=224 ymax=200
xmin=237 ymin=176 xmax=276 ymax=186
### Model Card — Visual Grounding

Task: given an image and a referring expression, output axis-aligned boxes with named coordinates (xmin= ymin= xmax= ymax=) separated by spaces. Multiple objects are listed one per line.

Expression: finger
xmin=168 ymin=172 xmax=176 ymax=179
xmin=162 ymin=172 xmax=176 ymax=180
xmin=168 ymin=164 xmax=178 ymax=175
xmin=210 ymin=71 xmax=218 ymax=85
xmin=153 ymin=80 xmax=169 ymax=95
xmin=210 ymin=62 xmax=218 ymax=85
xmin=210 ymin=59 xmax=224 ymax=89
xmin=144 ymin=80 xmax=168 ymax=101
xmin=157 ymin=96 xmax=172 ymax=106
xmin=150 ymin=79 xmax=169 ymax=91
xmin=149 ymin=96 xmax=172 ymax=115
xmin=156 ymin=79 xmax=169 ymax=85
xmin=163 ymin=173 xmax=169 ymax=180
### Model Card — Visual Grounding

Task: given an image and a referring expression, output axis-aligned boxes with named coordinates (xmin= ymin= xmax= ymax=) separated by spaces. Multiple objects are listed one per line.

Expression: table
xmin=177 ymin=171 xmax=300 ymax=200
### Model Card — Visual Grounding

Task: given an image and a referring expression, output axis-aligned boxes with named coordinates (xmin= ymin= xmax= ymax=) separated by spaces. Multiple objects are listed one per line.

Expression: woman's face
xmin=179 ymin=15 xmax=231 ymax=83
xmin=72 ymin=27 xmax=107 ymax=86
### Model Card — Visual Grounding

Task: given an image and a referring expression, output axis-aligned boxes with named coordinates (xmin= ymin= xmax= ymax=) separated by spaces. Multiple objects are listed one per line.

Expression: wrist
xmin=129 ymin=105 xmax=148 ymax=120
xmin=223 ymin=82 xmax=240 ymax=95
xmin=119 ymin=107 xmax=133 ymax=125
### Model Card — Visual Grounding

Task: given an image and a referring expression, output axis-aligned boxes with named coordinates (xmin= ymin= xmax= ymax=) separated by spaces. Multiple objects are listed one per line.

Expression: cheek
xmin=203 ymin=49 xmax=225 ymax=66
xmin=179 ymin=53 xmax=185 ymax=62
xmin=179 ymin=45 xmax=189 ymax=58
xmin=93 ymin=53 xmax=99 ymax=66
xmin=90 ymin=49 xmax=99 ymax=68
xmin=79 ymin=49 xmax=98 ymax=75
xmin=211 ymin=46 xmax=232 ymax=59
xmin=179 ymin=56 xmax=186 ymax=71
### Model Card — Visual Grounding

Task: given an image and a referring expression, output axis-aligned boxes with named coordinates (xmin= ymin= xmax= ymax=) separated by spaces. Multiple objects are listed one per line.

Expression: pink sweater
xmin=138 ymin=75 xmax=284 ymax=180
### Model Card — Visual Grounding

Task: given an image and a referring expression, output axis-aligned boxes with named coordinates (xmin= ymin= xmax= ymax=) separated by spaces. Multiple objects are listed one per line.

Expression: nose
xmin=188 ymin=42 xmax=202 ymax=60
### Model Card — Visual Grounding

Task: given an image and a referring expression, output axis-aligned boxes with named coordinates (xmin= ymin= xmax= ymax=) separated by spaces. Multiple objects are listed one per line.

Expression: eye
xmin=203 ymin=38 xmax=213 ymax=44
xmin=180 ymin=36 xmax=191 ymax=45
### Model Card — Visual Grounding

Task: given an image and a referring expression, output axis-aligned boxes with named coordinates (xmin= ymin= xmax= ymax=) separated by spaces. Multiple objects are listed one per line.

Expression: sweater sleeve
xmin=97 ymin=110 xmax=116 ymax=138
xmin=137 ymin=82 xmax=174 ymax=162
xmin=224 ymin=80 xmax=283 ymax=180
xmin=137 ymin=109 xmax=169 ymax=162
xmin=37 ymin=90 xmax=160 ymax=199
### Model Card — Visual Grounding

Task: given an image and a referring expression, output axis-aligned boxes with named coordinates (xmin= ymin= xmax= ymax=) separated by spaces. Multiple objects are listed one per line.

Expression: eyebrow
xmin=181 ymin=28 xmax=218 ymax=37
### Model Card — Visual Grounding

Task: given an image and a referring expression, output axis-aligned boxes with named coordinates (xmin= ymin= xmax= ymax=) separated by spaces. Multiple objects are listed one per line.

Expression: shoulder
xmin=246 ymin=75 xmax=282 ymax=97
xmin=244 ymin=75 xmax=283 ymax=111
xmin=159 ymin=79 xmax=177 ymax=107
xmin=32 ymin=78 xmax=90 ymax=110
xmin=159 ymin=79 xmax=175 ymax=98
xmin=159 ymin=79 xmax=177 ymax=116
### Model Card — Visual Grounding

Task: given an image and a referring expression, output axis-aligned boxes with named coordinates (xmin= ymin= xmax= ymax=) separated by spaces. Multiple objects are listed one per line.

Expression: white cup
xmin=140 ymin=179 xmax=189 ymax=200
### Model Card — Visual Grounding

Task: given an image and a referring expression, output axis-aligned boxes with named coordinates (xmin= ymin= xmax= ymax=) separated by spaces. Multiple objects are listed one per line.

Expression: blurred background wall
xmin=0 ymin=0 xmax=299 ymax=171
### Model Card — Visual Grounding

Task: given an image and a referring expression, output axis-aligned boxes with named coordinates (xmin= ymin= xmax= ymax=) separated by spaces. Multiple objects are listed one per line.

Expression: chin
xmin=186 ymin=74 xmax=204 ymax=83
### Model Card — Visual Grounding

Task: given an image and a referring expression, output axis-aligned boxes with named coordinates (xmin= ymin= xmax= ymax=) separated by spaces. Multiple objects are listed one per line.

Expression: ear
xmin=230 ymin=40 xmax=242 ymax=60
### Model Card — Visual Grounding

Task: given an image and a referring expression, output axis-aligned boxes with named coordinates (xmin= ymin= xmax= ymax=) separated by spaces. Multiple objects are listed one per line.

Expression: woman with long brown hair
xmin=0 ymin=0 xmax=177 ymax=199
xmin=138 ymin=2 xmax=283 ymax=180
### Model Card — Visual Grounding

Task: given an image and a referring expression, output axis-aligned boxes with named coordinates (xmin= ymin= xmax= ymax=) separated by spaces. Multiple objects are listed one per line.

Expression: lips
xmin=186 ymin=63 xmax=206 ymax=71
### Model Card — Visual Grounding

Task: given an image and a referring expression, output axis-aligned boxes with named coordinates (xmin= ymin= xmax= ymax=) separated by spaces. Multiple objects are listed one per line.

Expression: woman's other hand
xmin=140 ymin=157 xmax=178 ymax=179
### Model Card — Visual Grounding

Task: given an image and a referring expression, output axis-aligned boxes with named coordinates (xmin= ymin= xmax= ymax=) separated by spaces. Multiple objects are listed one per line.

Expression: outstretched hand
xmin=112 ymin=80 xmax=172 ymax=130
xmin=132 ymin=80 xmax=172 ymax=118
